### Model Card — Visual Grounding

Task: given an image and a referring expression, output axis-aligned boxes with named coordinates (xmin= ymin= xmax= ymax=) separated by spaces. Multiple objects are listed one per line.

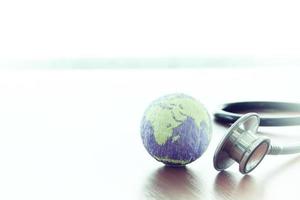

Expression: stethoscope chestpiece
xmin=213 ymin=113 xmax=270 ymax=174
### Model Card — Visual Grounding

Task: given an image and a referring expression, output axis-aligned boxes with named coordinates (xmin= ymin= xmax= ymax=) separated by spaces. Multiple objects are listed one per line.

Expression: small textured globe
xmin=140 ymin=93 xmax=212 ymax=166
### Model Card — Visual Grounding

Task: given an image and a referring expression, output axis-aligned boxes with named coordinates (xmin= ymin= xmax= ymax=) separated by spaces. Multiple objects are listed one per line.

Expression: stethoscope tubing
xmin=214 ymin=101 xmax=300 ymax=126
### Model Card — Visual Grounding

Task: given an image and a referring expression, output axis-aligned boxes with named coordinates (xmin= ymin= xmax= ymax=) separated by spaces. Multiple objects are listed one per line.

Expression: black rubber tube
xmin=214 ymin=102 xmax=300 ymax=126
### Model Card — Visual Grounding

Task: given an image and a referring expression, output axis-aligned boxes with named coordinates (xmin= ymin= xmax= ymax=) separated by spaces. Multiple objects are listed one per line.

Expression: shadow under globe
xmin=141 ymin=166 xmax=205 ymax=200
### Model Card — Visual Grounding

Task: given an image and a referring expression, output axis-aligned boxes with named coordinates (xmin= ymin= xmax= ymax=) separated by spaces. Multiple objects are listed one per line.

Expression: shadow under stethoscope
xmin=214 ymin=155 xmax=300 ymax=200
xmin=214 ymin=171 xmax=263 ymax=200
xmin=142 ymin=166 xmax=205 ymax=200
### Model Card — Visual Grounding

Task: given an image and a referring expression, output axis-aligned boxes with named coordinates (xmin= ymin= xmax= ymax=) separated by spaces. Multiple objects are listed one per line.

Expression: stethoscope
xmin=213 ymin=101 xmax=300 ymax=174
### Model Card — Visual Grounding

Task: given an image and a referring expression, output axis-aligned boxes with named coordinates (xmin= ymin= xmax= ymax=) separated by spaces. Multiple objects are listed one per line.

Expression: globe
xmin=140 ymin=93 xmax=212 ymax=166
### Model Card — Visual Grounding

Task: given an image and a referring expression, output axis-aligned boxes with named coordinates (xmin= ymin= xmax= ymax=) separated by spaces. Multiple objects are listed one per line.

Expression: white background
xmin=1 ymin=0 xmax=300 ymax=60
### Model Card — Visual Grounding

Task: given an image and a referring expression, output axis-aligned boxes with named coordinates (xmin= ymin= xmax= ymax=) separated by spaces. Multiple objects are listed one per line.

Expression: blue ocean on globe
xmin=140 ymin=94 xmax=212 ymax=166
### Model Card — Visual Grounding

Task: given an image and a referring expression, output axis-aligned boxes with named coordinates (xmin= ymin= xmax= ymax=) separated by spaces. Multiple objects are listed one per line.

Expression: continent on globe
xmin=140 ymin=93 xmax=212 ymax=166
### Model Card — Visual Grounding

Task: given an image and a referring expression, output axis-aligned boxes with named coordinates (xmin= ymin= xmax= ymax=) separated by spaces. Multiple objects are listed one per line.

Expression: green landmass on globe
xmin=140 ymin=93 xmax=212 ymax=166
xmin=144 ymin=94 xmax=211 ymax=145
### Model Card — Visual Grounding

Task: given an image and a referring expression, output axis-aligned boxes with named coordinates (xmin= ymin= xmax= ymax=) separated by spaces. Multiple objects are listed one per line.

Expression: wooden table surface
xmin=0 ymin=67 xmax=299 ymax=200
